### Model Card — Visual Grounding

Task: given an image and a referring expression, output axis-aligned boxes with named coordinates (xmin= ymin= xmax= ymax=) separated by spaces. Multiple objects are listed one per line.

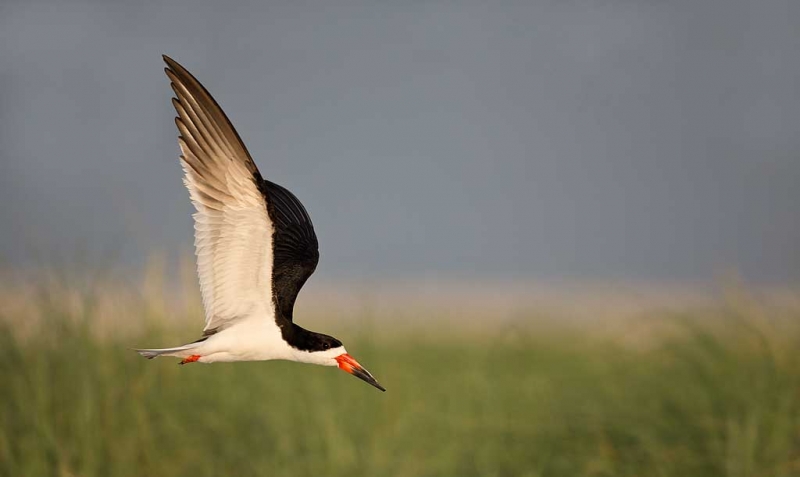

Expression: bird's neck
xmin=279 ymin=322 xmax=322 ymax=352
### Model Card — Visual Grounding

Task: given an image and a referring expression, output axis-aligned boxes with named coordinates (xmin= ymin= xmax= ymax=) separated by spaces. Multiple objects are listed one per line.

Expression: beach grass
xmin=2 ymin=273 xmax=800 ymax=477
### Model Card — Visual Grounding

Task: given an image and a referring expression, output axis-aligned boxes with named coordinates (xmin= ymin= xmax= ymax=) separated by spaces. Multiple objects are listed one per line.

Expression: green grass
xmin=2 ymin=288 xmax=800 ymax=476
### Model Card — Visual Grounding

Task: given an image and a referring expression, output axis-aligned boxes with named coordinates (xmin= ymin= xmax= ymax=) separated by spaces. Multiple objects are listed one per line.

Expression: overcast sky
xmin=1 ymin=0 xmax=799 ymax=283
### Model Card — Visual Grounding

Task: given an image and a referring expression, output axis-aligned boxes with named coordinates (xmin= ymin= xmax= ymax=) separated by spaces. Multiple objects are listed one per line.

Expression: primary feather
xmin=164 ymin=55 xmax=276 ymax=334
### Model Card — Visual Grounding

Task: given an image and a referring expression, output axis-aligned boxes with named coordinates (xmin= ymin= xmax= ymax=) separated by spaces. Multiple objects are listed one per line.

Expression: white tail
xmin=134 ymin=342 xmax=203 ymax=359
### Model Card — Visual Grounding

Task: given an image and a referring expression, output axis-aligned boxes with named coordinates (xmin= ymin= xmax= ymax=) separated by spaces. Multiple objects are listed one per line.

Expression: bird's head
xmin=292 ymin=333 xmax=385 ymax=392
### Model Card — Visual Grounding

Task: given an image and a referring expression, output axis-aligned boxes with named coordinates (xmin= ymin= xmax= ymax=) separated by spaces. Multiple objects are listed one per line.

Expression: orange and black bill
xmin=335 ymin=354 xmax=386 ymax=392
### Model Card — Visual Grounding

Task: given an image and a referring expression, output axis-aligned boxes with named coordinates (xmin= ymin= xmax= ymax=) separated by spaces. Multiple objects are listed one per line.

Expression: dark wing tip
xmin=163 ymin=54 xmax=178 ymax=69
xmin=163 ymin=56 xmax=185 ymax=80
xmin=163 ymin=56 xmax=192 ymax=85
xmin=160 ymin=54 xmax=256 ymax=166
xmin=162 ymin=56 xmax=201 ymax=94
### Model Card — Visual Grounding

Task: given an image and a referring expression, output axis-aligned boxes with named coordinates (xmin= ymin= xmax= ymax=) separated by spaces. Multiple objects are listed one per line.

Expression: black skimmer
xmin=135 ymin=56 xmax=385 ymax=392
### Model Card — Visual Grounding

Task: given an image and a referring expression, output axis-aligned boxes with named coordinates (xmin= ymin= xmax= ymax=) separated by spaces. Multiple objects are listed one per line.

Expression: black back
xmin=258 ymin=176 xmax=320 ymax=323
xmin=258 ymin=176 xmax=341 ymax=352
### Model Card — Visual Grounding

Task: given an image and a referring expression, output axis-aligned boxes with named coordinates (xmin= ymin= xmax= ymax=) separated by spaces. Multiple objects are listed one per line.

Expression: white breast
xmin=190 ymin=311 xmax=294 ymax=363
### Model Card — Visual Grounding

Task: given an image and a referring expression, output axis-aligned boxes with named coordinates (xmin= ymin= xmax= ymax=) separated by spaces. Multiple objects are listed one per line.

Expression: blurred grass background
xmin=2 ymin=263 xmax=800 ymax=477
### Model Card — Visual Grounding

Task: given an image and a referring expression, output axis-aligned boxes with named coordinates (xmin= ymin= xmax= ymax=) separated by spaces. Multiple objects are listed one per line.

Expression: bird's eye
xmin=323 ymin=343 xmax=330 ymax=350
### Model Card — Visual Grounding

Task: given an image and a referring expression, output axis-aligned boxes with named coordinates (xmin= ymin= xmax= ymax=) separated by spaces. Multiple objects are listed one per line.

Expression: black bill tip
xmin=336 ymin=353 xmax=386 ymax=392
xmin=351 ymin=365 xmax=386 ymax=392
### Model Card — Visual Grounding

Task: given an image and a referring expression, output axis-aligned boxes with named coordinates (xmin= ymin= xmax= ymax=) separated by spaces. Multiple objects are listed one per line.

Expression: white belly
xmin=193 ymin=316 xmax=294 ymax=363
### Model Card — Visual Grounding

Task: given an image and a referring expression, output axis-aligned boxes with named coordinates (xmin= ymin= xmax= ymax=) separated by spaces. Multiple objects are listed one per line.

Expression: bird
xmin=135 ymin=55 xmax=385 ymax=392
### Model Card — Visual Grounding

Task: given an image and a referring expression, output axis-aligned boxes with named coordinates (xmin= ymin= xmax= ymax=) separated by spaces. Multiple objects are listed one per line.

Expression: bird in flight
xmin=135 ymin=55 xmax=385 ymax=392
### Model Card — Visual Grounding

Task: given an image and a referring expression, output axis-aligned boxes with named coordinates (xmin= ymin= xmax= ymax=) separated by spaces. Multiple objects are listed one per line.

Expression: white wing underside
xmin=166 ymin=59 xmax=274 ymax=333
xmin=182 ymin=147 xmax=273 ymax=332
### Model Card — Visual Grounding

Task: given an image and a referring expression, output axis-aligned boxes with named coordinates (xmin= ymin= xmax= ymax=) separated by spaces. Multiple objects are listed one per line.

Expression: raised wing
xmin=164 ymin=55 xmax=274 ymax=333
xmin=260 ymin=179 xmax=319 ymax=322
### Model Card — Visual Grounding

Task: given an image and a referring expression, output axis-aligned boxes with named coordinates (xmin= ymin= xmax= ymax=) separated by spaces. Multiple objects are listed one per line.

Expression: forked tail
xmin=134 ymin=341 xmax=203 ymax=359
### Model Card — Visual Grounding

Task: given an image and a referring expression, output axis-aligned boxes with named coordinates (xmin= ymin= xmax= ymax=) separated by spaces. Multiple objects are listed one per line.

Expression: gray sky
xmin=1 ymin=0 xmax=799 ymax=283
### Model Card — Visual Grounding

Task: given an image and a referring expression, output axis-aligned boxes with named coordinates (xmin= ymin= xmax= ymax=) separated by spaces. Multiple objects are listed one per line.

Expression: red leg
xmin=179 ymin=354 xmax=201 ymax=365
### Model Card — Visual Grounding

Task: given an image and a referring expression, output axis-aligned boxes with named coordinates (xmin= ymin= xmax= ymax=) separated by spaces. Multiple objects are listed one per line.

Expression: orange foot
xmin=179 ymin=355 xmax=201 ymax=365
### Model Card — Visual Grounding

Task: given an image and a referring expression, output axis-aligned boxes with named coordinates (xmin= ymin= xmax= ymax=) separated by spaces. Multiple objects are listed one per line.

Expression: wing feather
xmin=261 ymin=180 xmax=319 ymax=322
xmin=164 ymin=55 xmax=274 ymax=333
